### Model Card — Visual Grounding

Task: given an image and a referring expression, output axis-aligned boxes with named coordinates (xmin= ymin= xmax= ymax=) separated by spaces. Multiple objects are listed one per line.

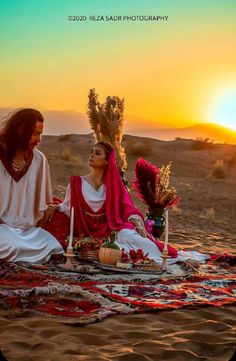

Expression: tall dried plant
xmin=87 ymin=89 xmax=127 ymax=171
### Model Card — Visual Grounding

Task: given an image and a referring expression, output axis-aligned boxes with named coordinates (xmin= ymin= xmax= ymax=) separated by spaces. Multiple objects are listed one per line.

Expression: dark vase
xmin=145 ymin=207 xmax=165 ymax=238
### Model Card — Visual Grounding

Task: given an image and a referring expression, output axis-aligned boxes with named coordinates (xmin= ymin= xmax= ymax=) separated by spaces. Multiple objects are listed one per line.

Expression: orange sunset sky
xmin=1 ymin=0 xmax=236 ymax=135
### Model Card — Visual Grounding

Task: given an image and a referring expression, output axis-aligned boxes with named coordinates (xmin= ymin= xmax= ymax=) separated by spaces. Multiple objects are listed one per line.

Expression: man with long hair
xmin=0 ymin=108 xmax=63 ymax=263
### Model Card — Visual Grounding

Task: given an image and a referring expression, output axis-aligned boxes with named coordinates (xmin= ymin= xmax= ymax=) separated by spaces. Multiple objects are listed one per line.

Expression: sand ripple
xmin=0 ymin=306 xmax=235 ymax=361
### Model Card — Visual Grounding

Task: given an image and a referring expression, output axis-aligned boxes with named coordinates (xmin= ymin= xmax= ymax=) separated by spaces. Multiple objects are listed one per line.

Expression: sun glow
xmin=208 ymin=88 xmax=236 ymax=131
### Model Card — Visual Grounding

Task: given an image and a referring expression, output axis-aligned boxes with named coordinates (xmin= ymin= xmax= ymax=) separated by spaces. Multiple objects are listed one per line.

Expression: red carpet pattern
xmin=0 ymin=262 xmax=235 ymax=325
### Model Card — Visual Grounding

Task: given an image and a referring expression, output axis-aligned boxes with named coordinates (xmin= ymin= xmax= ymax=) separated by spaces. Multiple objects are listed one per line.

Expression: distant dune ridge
xmin=140 ymin=123 xmax=236 ymax=144
xmin=0 ymin=108 xmax=236 ymax=144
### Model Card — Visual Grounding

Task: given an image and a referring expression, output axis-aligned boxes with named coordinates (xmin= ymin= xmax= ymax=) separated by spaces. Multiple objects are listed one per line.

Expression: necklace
xmin=90 ymin=180 xmax=103 ymax=191
xmin=84 ymin=176 xmax=104 ymax=191
xmin=12 ymin=159 xmax=26 ymax=172
xmin=94 ymin=183 xmax=103 ymax=191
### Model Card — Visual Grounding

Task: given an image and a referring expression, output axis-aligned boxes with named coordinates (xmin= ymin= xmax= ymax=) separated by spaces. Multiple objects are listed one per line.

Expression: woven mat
xmin=0 ymin=260 xmax=235 ymax=325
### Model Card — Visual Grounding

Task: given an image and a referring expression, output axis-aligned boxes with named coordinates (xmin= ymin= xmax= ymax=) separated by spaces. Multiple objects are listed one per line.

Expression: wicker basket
xmin=79 ymin=248 xmax=99 ymax=262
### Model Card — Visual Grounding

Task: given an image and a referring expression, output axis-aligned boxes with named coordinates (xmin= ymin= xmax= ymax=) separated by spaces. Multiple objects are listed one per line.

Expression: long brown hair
xmin=96 ymin=141 xmax=113 ymax=160
xmin=0 ymin=108 xmax=44 ymax=161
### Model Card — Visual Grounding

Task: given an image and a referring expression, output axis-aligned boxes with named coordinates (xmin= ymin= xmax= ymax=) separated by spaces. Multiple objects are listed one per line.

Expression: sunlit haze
xmin=208 ymin=88 xmax=236 ymax=131
xmin=1 ymin=0 xmax=236 ymax=137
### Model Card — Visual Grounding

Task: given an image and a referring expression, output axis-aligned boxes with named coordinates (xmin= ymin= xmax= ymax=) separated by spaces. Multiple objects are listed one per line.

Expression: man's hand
xmin=37 ymin=205 xmax=57 ymax=227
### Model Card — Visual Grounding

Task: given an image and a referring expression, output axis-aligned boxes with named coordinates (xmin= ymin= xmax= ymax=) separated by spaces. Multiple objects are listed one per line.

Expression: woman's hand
xmin=130 ymin=217 xmax=148 ymax=238
xmin=135 ymin=225 xmax=147 ymax=238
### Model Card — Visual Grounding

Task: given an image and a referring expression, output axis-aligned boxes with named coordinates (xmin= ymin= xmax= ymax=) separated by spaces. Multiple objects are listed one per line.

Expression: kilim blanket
xmin=0 ymin=260 xmax=235 ymax=325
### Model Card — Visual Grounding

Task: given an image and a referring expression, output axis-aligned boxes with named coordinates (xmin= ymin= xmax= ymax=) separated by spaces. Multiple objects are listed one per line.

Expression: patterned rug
xmin=0 ymin=260 xmax=235 ymax=325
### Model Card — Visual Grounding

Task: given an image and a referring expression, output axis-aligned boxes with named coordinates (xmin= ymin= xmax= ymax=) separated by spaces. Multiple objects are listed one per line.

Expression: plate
xmin=133 ymin=263 xmax=161 ymax=270
xmin=94 ymin=261 xmax=164 ymax=274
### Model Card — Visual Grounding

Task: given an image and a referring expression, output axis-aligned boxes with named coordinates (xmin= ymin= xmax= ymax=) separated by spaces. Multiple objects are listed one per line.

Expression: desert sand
xmin=0 ymin=135 xmax=235 ymax=361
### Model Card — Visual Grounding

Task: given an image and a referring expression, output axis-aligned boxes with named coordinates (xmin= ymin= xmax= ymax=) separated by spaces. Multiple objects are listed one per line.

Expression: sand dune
xmin=0 ymin=135 xmax=236 ymax=360
xmin=1 ymin=306 xmax=235 ymax=360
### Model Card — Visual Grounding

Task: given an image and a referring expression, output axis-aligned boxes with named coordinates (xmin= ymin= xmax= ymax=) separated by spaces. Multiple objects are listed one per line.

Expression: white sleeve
xmin=59 ymin=184 xmax=71 ymax=217
xmin=128 ymin=214 xmax=143 ymax=223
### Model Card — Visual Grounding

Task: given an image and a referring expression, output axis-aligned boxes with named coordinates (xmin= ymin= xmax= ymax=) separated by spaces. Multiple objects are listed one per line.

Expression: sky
xmin=1 ymin=0 xmax=236 ymax=131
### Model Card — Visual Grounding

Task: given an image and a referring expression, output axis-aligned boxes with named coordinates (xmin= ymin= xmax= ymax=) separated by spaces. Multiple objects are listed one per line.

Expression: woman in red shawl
xmin=54 ymin=142 xmax=209 ymax=265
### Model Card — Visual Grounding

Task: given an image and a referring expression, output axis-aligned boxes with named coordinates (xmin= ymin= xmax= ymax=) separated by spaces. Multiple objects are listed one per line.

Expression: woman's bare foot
xmin=185 ymin=258 xmax=200 ymax=268
xmin=50 ymin=254 xmax=65 ymax=263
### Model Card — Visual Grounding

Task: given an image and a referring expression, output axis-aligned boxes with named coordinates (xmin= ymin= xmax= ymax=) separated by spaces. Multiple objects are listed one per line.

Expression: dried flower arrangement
xmin=87 ymin=88 xmax=127 ymax=172
xmin=132 ymin=158 xmax=180 ymax=210
xmin=65 ymin=236 xmax=103 ymax=251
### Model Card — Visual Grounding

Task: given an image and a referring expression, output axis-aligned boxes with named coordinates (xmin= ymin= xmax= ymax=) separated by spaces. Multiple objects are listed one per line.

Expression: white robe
xmin=0 ymin=149 xmax=63 ymax=264
xmin=60 ymin=178 xmax=209 ymax=265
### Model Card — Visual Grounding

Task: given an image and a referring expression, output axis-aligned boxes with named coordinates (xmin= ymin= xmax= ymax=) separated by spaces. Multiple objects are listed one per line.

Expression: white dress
xmin=0 ymin=149 xmax=64 ymax=264
xmin=60 ymin=178 xmax=209 ymax=265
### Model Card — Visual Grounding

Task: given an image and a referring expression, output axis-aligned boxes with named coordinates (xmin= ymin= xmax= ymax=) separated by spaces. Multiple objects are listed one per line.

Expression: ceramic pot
xmin=145 ymin=207 xmax=165 ymax=238
xmin=99 ymin=247 xmax=122 ymax=265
